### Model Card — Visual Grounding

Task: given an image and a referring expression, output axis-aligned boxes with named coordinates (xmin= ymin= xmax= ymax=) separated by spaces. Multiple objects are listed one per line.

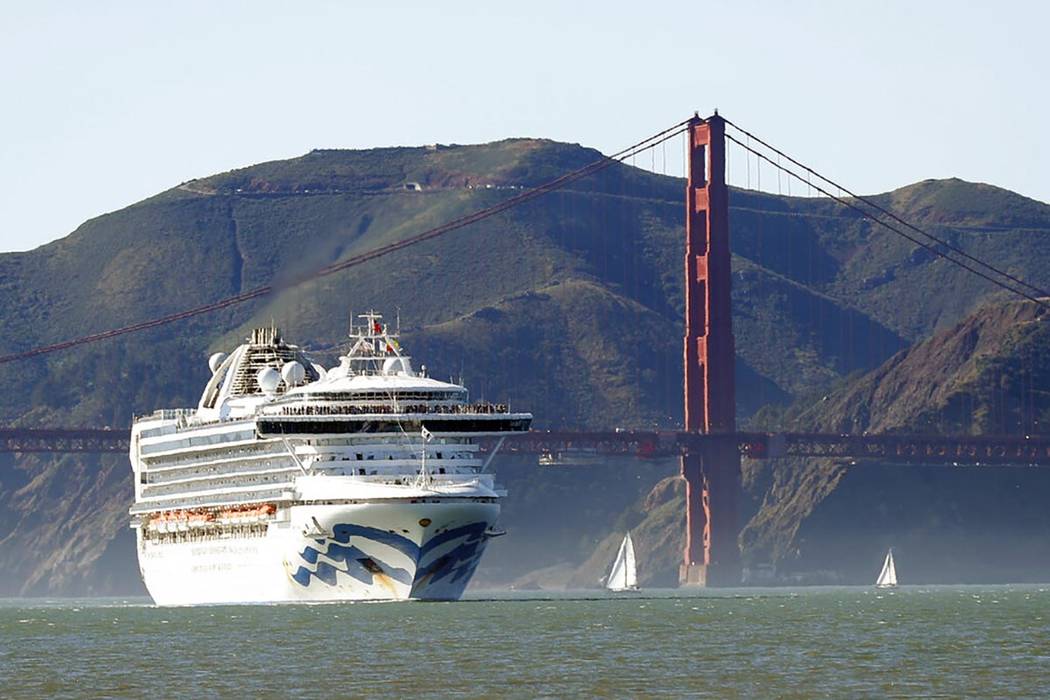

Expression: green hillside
xmin=1 ymin=137 xmax=1049 ymax=594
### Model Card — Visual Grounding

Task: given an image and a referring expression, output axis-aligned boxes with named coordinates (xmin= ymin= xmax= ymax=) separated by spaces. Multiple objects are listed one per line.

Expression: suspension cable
xmin=0 ymin=120 xmax=691 ymax=365
xmin=724 ymin=117 xmax=1050 ymax=301
xmin=724 ymin=131 xmax=1049 ymax=309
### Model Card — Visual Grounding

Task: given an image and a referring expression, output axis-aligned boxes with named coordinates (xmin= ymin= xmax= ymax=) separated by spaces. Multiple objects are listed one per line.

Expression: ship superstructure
xmin=129 ymin=312 xmax=530 ymax=605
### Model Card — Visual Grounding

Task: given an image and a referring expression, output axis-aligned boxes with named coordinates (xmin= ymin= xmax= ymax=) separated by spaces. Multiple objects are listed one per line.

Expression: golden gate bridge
xmin=3 ymin=112 xmax=1049 ymax=586
xmin=6 ymin=426 xmax=1050 ymax=465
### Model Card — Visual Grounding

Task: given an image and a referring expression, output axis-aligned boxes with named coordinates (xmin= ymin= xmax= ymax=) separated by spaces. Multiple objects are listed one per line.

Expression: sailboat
xmin=875 ymin=548 xmax=898 ymax=588
xmin=605 ymin=532 xmax=639 ymax=592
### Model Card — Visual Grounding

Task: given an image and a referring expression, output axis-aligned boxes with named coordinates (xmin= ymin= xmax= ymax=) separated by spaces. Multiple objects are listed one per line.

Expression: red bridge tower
xmin=680 ymin=112 xmax=741 ymax=586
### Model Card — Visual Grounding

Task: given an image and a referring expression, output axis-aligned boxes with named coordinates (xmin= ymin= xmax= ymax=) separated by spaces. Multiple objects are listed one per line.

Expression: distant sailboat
xmin=875 ymin=548 xmax=898 ymax=588
xmin=605 ymin=532 xmax=639 ymax=592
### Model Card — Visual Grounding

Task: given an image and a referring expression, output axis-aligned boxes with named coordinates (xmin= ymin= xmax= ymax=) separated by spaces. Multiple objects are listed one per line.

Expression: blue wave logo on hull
xmin=291 ymin=524 xmax=414 ymax=588
xmin=291 ymin=522 xmax=491 ymax=596
xmin=411 ymin=523 xmax=489 ymax=596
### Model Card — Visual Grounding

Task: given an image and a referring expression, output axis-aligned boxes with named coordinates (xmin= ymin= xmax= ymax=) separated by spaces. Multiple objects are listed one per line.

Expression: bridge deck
xmin=4 ymin=428 xmax=1050 ymax=466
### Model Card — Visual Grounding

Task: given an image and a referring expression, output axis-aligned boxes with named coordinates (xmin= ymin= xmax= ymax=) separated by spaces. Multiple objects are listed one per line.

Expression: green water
xmin=2 ymin=586 xmax=1048 ymax=698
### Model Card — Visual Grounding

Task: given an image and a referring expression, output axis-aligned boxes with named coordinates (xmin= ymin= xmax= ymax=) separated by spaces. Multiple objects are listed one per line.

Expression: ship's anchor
xmin=302 ymin=517 xmax=332 ymax=539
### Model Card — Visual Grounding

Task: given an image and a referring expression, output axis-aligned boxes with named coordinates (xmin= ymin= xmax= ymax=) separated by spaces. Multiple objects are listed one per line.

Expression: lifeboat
xmin=147 ymin=512 xmax=164 ymax=533
xmin=188 ymin=511 xmax=211 ymax=528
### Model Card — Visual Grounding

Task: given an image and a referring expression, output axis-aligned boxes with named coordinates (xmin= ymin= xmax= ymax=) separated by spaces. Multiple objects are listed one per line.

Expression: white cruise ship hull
xmin=138 ymin=499 xmax=498 ymax=606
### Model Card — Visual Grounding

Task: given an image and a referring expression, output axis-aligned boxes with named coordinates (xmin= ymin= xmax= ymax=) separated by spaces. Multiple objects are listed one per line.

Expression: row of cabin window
xmin=140 ymin=429 xmax=256 ymax=455
xmin=145 ymin=472 xmax=294 ymax=494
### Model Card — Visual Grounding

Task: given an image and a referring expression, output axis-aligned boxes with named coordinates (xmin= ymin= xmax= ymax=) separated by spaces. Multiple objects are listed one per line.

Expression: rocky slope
xmin=744 ymin=299 xmax=1050 ymax=582
xmin=799 ymin=299 xmax=1050 ymax=435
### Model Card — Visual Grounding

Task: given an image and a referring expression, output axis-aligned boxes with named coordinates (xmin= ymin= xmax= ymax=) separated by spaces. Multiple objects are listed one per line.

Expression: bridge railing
xmin=0 ymin=428 xmax=132 ymax=454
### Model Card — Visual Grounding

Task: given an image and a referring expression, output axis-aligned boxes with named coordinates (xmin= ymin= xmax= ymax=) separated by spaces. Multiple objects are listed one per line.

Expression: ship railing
xmin=345 ymin=473 xmax=492 ymax=488
xmin=134 ymin=408 xmax=197 ymax=423
xmin=265 ymin=402 xmax=511 ymax=418
xmin=142 ymin=402 xmax=515 ymax=431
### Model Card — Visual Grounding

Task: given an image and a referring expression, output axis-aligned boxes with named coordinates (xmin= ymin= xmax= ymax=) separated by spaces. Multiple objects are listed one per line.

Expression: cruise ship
xmin=129 ymin=312 xmax=530 ymax=605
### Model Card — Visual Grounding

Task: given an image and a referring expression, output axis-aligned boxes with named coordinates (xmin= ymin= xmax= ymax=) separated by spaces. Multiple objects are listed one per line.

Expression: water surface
xmin=2 ymin=586 xmax=1048 ymax=697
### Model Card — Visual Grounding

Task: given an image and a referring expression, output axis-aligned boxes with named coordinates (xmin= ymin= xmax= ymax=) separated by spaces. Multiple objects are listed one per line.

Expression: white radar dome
xmin=281 ymin=361 xmax=306 ymax=386
xmin=208 ymin=352 xmax=228 ymax=373
xmin=382 ymin=357 xmax=415 ymax=376
xmin=257 ymin=367 xmax=282 ymax=394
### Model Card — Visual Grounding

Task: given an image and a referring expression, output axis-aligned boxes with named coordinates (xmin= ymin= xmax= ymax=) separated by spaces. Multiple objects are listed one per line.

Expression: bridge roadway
xmin=3 ymin=428 xmax=1050 ymax=466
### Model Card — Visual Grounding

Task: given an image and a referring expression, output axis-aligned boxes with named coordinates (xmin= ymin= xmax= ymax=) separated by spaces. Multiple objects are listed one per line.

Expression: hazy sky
xmin=1 ymin=1 xmax=1046 ymax=252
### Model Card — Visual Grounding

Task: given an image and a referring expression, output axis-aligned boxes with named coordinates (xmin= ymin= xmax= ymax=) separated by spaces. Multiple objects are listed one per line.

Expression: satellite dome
xmin=281 ymin=361 xmax=306 ymax=387
xmin=381 ymin=357 xmax=415 ymax=376
xmin=208 ymin=352 xmax=228 ymax=373
xmin=256 ymin=367 xmax=281 ymax=394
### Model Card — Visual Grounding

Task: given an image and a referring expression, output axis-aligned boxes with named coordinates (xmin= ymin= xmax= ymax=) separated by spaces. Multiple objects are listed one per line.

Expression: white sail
xmin=606 ymin=532 xmax=638 ymax=591
xmin=875 ymin=548 xmax=897 ymax=588
xmin=623 ymin=532 xmax=637 ymax=589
